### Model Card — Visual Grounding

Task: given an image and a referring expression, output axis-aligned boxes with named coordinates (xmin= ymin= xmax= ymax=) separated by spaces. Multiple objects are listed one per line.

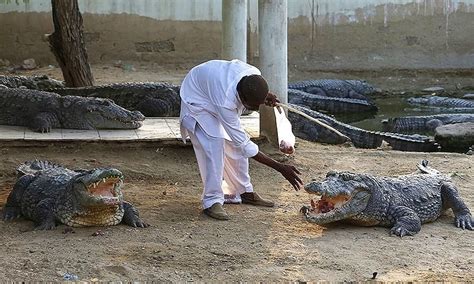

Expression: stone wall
xmin=0 ymin=0 xmax=473 ymax=70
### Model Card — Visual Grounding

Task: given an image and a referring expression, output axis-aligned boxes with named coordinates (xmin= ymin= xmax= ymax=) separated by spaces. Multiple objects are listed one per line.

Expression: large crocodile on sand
xmin=288 ymin=89 xmax=378 ymax=114
xmin=0 ymin=88 xmax=145 ymax=132
xmin=288 ymin=104 xmax=439 ymax=152
xmin=47 ymin=82 xmax=181 ymax=117
xmin=0 ymin=75 xmax=64 ymax=89
xmin=3 ymin=160 xmax=149 ymax=229
xmin=300 ymin=160 xmax=473 ymax=236
xmin=288 ymin=79 xmax=379 ymax=102
xmin=382 ymin=113 xmax=474 ymax=133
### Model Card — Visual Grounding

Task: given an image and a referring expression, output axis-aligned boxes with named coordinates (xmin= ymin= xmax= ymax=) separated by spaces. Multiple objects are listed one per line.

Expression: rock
xmin=21 ymin=58 xmax=37 ymax=70
xmin=467 ymin=145 xmax=473 ymax=155
xmin=463 ymin=93 xmax=474 ymax=100
xmin=422 ymin=86 xmax=444 ymax=93
xmin=62 ymin=272 xmax=79 ymax=281
xmin=377 ymin=140 xmax=392 ymax=150
xmin=0 ymin=58 xmax=10 ymax=67
xmin=434 ymin=122 xmax=474 ymax=152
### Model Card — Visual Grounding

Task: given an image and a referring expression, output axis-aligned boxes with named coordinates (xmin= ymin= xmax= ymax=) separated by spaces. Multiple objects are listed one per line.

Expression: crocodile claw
xmin=390 ymin=225 xmax=413 ymax=237
xmin=300 ymin=206 xmax=311 ymax=215
xmin=130 ymin=219 xmax=150 ymax=228
xmin=3 ymin=207 xmax=22 ymax=221
xmin=455 ymin=213 xmax=473 ymax=230
xmin=34 ymin=221 xmax=56 ymax=230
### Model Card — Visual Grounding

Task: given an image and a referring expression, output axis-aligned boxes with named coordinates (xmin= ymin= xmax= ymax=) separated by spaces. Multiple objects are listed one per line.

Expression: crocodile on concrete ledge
xmin=47 ymin=82 xmax=181 ymax=117
xmin=0 ymin=88 xmax=145 ymax=132
xmin=288 ymin=104 xmax=440 ymax=152
xmin=288 ymin=89 xmax=378 ymax=114
xmin=300 ymin=160 xmax=473 ymax=237
xmin=3 ymin=160 xmax=149 ymax=230
xmin=382 ymin=113 xmax=474 ymax=133
xmin=0 ymin=75 xmax=64 ymax=90
xmin=288 ymin=79 xmax=380 ymax=102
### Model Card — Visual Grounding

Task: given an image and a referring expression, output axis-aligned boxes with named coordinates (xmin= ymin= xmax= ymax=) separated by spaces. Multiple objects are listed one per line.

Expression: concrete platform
xmin=0 ymin=114 xmax=261 ymax=146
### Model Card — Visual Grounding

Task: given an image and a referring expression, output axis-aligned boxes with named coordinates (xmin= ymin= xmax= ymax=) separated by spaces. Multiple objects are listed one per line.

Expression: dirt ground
xmin=0 ymin=64 xmax=473 ymax=282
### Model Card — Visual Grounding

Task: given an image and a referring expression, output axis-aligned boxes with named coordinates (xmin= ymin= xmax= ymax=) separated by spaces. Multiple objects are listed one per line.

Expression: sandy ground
xmin=0 ymin=64 xmax=473 ymax=282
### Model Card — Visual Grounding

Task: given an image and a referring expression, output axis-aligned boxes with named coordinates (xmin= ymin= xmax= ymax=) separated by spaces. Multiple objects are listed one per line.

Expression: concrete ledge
xmin=0 ymin=115 xmax=263 ymax=147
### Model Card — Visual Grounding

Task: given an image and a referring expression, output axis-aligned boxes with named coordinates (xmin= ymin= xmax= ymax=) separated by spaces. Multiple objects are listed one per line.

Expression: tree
xmin=48 ymin=0 xmax=94 ymax=87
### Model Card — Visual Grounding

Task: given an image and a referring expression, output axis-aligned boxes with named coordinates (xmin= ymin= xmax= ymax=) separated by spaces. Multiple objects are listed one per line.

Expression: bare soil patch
xmin=0 ymin=142 xmax=472 ymax=282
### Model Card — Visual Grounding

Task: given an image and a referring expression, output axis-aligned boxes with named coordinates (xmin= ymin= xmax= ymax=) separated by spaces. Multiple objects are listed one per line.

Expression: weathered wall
xmin=287 ymin=0 xmax=474 ymax=70
xmin=0 ymin=0 xmax=473 ymax=70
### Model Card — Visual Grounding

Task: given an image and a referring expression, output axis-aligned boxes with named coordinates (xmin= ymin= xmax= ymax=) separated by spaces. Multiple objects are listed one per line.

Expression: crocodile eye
xmin=326 ymin=171 xmax=337 ymax=177
xmin=340 ymin=173 xmax=354 ymax=181
xmin=99 ymin=99 xmax=112 ymax=106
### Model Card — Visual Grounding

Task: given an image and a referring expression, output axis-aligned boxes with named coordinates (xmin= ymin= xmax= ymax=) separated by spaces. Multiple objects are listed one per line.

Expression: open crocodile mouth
xmin=86 ymin=176 xmax=122 ymax=205
xmin=308 ymin=194 xmax=351 ymax=215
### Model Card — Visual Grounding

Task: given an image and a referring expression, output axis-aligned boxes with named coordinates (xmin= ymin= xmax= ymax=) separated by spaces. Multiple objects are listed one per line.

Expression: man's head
xmin=237 ymin=75 xmax=269 ymax=111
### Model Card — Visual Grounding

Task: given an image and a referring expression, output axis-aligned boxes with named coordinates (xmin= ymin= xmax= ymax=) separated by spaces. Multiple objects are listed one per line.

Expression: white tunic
xmin=179 ymin=59 xmax=260 ymax=158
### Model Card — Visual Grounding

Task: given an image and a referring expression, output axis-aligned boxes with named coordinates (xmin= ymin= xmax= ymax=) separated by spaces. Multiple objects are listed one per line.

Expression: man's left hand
xmin=265 ymin=92 xmax=282 ymax=113
xmin=265 ymin=92 xmax=280 ymax=107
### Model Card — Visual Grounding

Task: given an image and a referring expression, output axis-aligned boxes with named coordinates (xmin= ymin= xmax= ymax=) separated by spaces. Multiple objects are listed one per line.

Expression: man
xmin=179 ymin=59 xmax=303 ymax=220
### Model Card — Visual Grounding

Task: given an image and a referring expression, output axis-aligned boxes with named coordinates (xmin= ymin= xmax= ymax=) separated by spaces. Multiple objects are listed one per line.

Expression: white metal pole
xmin=258 ymin=0 xmax=288 ymax=146
xmin=247 ymin=0 xmax=259 ymax=65
xmin=222 ymin=0 xmax=247 ymax=61
xmin=258 ymin=0 xmax=287 ymax=104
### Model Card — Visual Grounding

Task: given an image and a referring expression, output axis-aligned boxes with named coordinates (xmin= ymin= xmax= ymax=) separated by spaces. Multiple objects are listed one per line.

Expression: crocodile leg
xmin=136 ymin=98 xmax=180 ymax=117
xmin=3 ymin=175 xmax=35 ymax=220
xmin=30 ymin=112 xmax=59 ymax=133
xmin=121 ymin=201 xmax=149 ymax=228
xmin=388 ymin=206 xmax=422 ymax=237
xmin=33 ymin=198 xmax=57 ymax=230
xmin=305 ymin=86 xmax=327 ymax=96
xmin=441 ymin=182 xmax=473 ymax=230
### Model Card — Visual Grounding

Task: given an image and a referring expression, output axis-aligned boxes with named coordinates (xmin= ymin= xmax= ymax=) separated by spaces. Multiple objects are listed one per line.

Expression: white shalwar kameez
xmin=179 ymin=59 xmax=260 ymax=209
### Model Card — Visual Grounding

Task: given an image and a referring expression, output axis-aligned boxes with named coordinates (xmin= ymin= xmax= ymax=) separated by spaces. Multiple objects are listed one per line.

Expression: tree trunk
xmin=48 ymin=0 xmax=94 ymax=87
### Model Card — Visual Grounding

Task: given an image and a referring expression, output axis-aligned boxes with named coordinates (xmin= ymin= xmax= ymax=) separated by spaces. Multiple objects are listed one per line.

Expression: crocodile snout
xmin=132 ymin=111 xmax=145 ymax=121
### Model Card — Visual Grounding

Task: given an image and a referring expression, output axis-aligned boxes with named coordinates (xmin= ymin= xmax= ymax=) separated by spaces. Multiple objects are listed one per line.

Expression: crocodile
xmin=288 ymin=104 xmax=440 ymax=152
xmin=407 ymin=96 xmax=474 ymax=109
xmin=300 ymin=160 xmax=473 ymax=237
xmin=47 ymin=82 xmax=181 ymax=117
xmin=0 ymin=75 xmax=64 ymax=89
xmin=3 ymin=160 xmax=148 ymax=229
xmin=0 ymin=88 xmax=144 ymax=132
xmin=288 ymin=79 xmax=380 ymax=102
xmin=288 ymin=89 xmax=378 ymax=114
xmin=382 ymin=114 xmax=474 ymax=133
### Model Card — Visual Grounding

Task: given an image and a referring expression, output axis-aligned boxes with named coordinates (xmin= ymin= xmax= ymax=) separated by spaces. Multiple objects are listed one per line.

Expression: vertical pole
xmin=247 ymin=0 xmax=259 ymax=65
xmin=222 ymin=0 xmax=247 ymax=61
xmin=258 ymin=0 xmax=288 ymax=146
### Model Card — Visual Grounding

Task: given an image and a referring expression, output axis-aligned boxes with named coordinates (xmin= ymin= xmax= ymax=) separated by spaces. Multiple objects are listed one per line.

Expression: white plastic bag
xmin=275 ymin=108 xmax=296 ymax=154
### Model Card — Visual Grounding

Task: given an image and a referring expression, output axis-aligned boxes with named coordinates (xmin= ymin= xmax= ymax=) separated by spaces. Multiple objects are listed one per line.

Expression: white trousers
xmin=187 ymin=123 xmax=254 ymax=209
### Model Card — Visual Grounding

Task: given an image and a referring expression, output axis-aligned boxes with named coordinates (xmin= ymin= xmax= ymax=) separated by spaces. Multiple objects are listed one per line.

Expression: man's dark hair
xmin=237 ymin=75 xmax=269 ymax=106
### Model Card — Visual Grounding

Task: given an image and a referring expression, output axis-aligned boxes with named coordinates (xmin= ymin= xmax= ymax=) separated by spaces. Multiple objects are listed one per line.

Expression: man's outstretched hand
xmin=252 ymin=151 xmax=303 ymax=191
xmin=277 ymin=163 xmax=303 ymax=191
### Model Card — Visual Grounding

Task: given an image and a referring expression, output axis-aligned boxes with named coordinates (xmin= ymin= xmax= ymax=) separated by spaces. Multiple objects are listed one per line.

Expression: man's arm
xmin=252 ymin=151 xmax=303 ymax=191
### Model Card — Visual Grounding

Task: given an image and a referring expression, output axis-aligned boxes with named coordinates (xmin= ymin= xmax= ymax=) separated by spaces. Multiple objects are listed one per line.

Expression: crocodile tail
xmin=17 ymin=160 xmax=62 ymax=177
